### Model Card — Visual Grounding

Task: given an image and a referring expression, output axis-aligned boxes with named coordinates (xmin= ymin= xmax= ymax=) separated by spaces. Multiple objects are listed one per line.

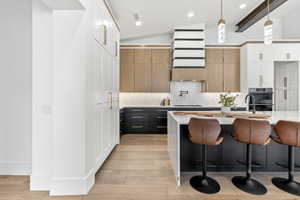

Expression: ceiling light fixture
xmin=187 ymin=11 xmax=195 ymax=18
xmin=264 ymin=0 xmax=273 ymax=45
xmin=218 ymin=0 xmax=226 ymax=43
xmin=240 ymin=3 xmax=247 ymax=9
xmin=134 ymin=13 xmax=142 ymax=26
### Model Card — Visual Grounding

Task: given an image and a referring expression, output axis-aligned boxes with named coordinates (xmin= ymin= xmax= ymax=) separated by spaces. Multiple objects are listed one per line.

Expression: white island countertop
xmin=168 ymin=111 xmax=300 ymax=125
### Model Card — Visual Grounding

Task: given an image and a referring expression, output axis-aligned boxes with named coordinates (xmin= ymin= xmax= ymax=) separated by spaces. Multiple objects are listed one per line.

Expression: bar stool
xmin=188 ymin=118 xmax=223 ymax=194
xmin=271 ymin=120 xmax=300 ymax=196
xmin=232 ymin=118 xmax=271 ymax=195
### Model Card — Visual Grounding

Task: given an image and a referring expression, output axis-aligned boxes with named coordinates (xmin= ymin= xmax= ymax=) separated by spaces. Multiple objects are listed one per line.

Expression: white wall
xmin=0 ymin=0 xmax=32 ymax=175
xmin=282 ymin=11 xmax=300 ymax=39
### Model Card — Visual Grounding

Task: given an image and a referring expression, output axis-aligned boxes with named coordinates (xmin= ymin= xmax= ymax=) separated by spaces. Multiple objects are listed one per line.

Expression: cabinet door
xmin=224 ymin=49 xmax=240 ymax=92
xmin=261 ymin=61 xmax=274 ymax=88
xmin=120 ymin=49 xmax=134 ymax=92
xmin=224 ymin=63 xmax=240 ymax=92
xmin=206 ymin=49 xmax=224 ymax=92
xmin=247 ymin=60 xmax=261 ymax=88
xmin=134 ymin=49 xmax=152 ymax=92
xmin=151 ymin=49 xmax=170 ymax=92
xmin=171 ymin=68 xmax=207 ymax=82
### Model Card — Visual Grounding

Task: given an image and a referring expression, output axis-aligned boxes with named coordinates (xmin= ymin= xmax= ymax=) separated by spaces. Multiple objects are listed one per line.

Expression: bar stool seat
xmin=271 ymin=120 xmax=300 ymax=197
xmin=188 ymin=118 xmax=223 ymax=194
xmin=232 ymin=118 xmax=271 ymax=195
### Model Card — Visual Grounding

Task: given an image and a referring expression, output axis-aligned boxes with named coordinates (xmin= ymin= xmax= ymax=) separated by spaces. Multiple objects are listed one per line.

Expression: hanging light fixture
xmin=218 ymin=0 xmax=226 ymax=43
xmin=264 ymin=0 xmax=273 ymax=45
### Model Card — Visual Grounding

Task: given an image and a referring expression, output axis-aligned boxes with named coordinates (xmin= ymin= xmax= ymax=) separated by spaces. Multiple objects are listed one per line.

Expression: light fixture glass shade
xmin=218 ymin=19 xmax=226 ymax=43
xmin=264 ymin=19 xmax=273 ymax=45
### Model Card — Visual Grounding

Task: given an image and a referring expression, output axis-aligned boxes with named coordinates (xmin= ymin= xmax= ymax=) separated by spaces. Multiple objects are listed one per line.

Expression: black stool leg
xmin=190 ymin=144 xmax=220 ymax=194
xmin=272 ymin=146 xmax=300 ymax=196
xmin=232 ymin=144 xmax=267 ymax=195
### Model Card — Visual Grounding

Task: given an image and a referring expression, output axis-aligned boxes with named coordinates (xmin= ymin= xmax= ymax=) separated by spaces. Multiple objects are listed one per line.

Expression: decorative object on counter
xmin=160 ymin=97 xmax=171 ymax=106
xmin=219 ymin=93 xmax=238 ymax=113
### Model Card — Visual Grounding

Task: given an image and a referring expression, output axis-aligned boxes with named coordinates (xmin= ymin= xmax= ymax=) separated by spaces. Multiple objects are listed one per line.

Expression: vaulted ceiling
xmin=107 ymin=0 xmax=300 ymax=40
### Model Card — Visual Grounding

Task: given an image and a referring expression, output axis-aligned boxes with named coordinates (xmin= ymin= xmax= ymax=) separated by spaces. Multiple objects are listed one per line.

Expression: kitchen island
xmin=167 ymin=111 xmax=300 ymax=186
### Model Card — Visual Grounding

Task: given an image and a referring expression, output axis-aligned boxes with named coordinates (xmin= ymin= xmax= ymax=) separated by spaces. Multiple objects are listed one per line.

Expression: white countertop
xmin=168 ymin=111 xmax=300 ymax=125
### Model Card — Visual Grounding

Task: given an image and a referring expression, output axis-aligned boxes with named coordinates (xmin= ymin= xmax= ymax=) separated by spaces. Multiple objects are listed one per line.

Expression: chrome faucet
xmin=245 ymin=94 xmax=256 ymax=114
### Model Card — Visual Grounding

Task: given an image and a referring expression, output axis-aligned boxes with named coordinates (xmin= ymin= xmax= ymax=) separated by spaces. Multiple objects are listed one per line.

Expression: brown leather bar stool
xmin=271 ymin=120 xmax=300 ymax=196
xmin=232 ymin=118 xmax=271 ymax=195
xmin=188 ymin=118 xmax=223 ymax=194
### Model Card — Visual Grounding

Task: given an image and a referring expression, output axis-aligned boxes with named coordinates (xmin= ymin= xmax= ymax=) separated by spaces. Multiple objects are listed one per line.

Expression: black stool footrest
xmin=236 ymin=160 xmax=261 ymax=168
xmin=275 ymin=162 xmax=300 ymax=169
xmin=193 ymin=160 xmax=217 ymax=168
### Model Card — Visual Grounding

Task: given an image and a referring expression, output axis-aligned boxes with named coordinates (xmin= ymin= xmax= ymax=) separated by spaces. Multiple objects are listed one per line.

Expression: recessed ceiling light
xmin=135 ymin=20 xmax=142 ymax=26
xmin=240 ymin=3 xmax=247 ymax=9
xmin=187 ymin=11 xmax=195 ymax=18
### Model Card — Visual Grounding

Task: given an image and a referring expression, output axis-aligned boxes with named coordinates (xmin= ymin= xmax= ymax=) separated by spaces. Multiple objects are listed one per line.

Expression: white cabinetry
xmin=240 ymin=43 xmax=300 ymax=92
xmin=241 ymin=44 xmax=274 ymax=91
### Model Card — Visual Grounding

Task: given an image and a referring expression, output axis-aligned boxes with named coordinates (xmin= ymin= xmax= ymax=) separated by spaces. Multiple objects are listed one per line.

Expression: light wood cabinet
xmin=134 ymin=49 xmax=152 ymax=92
xmin=171 ymin=68 xmax=207 ymax=82
xmin=120 ymin=48 xmax=171 ymax=92
xmin=120 ymin=49 xmax=135 ymax=92
xmin=151 ymin=49 xmax=170 ymax=92
xmin=206 ymin=49 xmax=224 ymax=92
xmin=224 ymin=49 xmax=240 ymax=92
xmin=206 ymin=48 xmax=240 ymax=92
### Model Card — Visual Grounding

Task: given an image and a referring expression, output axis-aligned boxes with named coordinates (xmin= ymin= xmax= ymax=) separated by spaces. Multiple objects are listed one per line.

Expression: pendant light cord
xmin=221 ymin=0 xmax=223 ymax=19
xmin=267 ymin=0 xmax=270 ymax=20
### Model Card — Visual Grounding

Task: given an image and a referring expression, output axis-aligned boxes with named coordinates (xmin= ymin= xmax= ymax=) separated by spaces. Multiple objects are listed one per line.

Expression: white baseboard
xmin=0 ymin=161 xmax=31 ymax=175
xmin=49 ymin=169 xmax=95 ymax=196
xmin=30 ymin=175 xmax=50 ymax=191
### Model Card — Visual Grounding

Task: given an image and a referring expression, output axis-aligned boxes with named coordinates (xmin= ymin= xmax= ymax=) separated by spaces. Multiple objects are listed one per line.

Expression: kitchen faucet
xmin=245 ymin=94 xmax=256 ymax=114
xmin=179 ymin=90 xmax=189 ymax=97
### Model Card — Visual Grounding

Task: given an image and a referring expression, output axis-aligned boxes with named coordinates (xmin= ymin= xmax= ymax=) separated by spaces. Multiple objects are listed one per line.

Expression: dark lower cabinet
xmin=180 ymin=124 xmax=300 ymax=172
xmin=121 ymin=107 xmax=246 ymax=134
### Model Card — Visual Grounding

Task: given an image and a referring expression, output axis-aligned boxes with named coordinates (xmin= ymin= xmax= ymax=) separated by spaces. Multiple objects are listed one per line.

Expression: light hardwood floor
xmin=1 ymin=134 xmax=300 ymax=200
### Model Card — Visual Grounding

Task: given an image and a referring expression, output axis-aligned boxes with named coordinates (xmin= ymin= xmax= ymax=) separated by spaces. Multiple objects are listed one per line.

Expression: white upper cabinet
xmin=273 ymin=44 xmax=300 ymax=61
xmin=240 ymin=43 xmax=300 ymax=92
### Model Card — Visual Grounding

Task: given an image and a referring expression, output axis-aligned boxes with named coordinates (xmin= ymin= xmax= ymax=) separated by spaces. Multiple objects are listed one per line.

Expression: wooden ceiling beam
xmin=235 ymin=0 xmax=288 ymax=32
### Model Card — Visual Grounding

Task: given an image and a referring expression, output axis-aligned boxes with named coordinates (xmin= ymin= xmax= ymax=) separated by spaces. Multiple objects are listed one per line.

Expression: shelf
xmin=42 ymin=0 xmax=85 ymax=10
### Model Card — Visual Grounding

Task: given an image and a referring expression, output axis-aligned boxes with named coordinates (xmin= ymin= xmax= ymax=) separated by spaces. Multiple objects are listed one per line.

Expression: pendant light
xmin=264 ymin=0 xmax=273 ymax=45
xmin=218 ymin=0 xmax=226 ymax=43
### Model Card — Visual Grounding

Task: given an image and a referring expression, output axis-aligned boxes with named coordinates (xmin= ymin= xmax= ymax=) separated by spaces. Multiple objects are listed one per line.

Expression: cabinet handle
xmin=156 ymin=109 xmax=165 ymax=112
xmin=131 ymin=109 xmax=143 ymax=112
xmin=284 ymin=89 xmax=287 ymax=100
xmin=131 ymin=125 xmax=144 ymax=129
xmin=157 ymin=126 xmax=167 ymax=129
xmin=115 ymin=41 xmax=118 ymax=57
xmin=131 ymin=116 xmax=144 ymax=119
xmin=284 ymin=77 xmax=288 ymax=87
xmin=103 ymin=24 xmax=107 ymax=45
xmin=259 ymin=75 xmax=263 ymax=87
xmin=156 ymin=116 xmax=167 ymax=119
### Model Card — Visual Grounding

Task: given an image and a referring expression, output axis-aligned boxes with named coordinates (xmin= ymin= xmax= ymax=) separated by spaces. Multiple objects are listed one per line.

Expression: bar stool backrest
xmin=188 ymin=118 xmax=221 ymax=146
xmin=233 ymin=118 xmax=271 ymax=145
xmin=275 ymin=120 xmax=300 ymax=147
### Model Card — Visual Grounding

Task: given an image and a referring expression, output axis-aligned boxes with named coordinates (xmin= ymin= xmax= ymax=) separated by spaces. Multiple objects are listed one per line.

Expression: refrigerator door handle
xmin=284 ymin=89 xmax=287 ymax=100
xmin=284 ymin=77 xmax=288 ymax=88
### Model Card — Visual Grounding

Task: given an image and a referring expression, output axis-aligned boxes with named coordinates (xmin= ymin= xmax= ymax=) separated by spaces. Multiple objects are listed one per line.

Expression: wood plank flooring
xmin=1 ymin=134 xmax=300 ymax=200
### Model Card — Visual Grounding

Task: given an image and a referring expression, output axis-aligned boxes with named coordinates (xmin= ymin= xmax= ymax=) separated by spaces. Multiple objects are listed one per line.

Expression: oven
xmin=248 ymin=88 xmax=273 ymax=112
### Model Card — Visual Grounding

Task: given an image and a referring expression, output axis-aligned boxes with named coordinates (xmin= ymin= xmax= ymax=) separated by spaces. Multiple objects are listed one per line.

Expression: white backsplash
xmin=120 ymin=92 xmax=247 ymax=107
